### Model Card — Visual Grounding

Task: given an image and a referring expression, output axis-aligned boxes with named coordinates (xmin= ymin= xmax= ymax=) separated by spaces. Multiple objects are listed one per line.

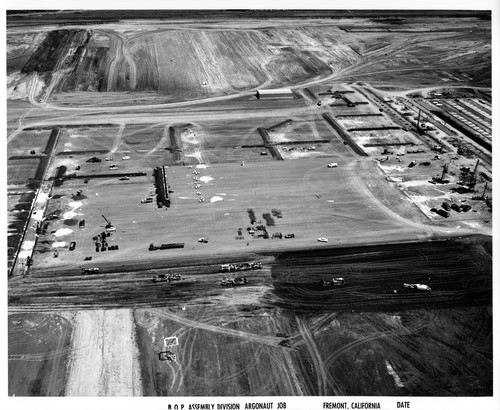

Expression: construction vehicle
xmin=102 ymin=215 xmax=116 ymax=232
xmin=149 ymin=243 xmax=185 ymax=251
xmin=233 ymin=277 xmax=248 ymax=286
xmin=159 ymin=351 xmax=177 ymax=362
xmin=403 ymin=283 xmax=431 ymax=292
xmin=81 ymin=267 xmax=100 ymax=274
xmin=321 ymin=277 xmax=346 ymax=287
xmin=220 ymin=277 xmax=248 ymax=286
xmin=152 ymin=274 xmax=180 ymax=282
xmin=219 ymin=262 xmax=262 ymax=272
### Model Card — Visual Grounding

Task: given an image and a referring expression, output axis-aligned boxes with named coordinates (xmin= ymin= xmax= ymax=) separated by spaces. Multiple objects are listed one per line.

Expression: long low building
xmin=154 ymin=166 xmax=170 ymax=207
xmin=256 ymin=88 xmax=294 ymax=99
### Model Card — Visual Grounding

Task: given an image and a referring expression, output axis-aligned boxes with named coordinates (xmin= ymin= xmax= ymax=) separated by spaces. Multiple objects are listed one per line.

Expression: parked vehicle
xmin=321 ymin=277 xmax=346 ymax=287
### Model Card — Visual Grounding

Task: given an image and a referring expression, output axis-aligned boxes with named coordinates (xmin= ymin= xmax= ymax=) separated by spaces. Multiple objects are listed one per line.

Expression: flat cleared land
xmin=7 ymin=11 xmax=492 ymax=399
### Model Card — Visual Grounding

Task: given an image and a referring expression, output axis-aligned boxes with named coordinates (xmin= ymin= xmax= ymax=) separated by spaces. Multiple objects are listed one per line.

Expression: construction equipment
xmin=403 ymin=283 xmax=431 ymax=292
xmin=220 ymin=277 xmax=248 ymax=286
xmin=159 ymin=351 xmax=177 ymax=362
xmin=219 ymin=262 xmax=262 ymax=272
xmin=430 ymin=163 xmax=450 ymax=184
xmin=149 ymin=243 xmax=185 ymax=251
xmin=151 ymin=273 xmax=180 ymax=282
xmin=81 ymin=267 xmax=100 ymax=274
xmin=101 ymin=215 xmax=116 ymax=232
xmin=321 ymin=277 xmax=346 ymax=287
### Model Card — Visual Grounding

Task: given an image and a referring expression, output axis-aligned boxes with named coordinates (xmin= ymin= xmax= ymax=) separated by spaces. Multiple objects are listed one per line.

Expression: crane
xmin=101 ymin=214 xmax=116 ymax=232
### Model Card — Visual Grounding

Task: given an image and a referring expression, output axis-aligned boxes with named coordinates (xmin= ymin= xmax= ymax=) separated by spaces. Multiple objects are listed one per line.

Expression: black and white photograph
xmin=4 ymin=1 xmax=497 ymax=409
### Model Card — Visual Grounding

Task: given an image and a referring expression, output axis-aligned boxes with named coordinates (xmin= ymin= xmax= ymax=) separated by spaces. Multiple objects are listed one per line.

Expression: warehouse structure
xmin=154 ymin=166 xmax=171 ymax=207
xmin=256 ymin=88 xmax=294 ymax=99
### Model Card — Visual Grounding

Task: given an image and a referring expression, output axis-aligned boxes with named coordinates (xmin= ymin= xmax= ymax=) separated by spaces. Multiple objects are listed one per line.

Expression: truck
xmin=321 ymin=277 xmax=346 ymax=287
xmin=149 ymin=243 xmax=185 ymax=251
xmin=403 ymin=283 xmax=431 ymax=292
xmin=220 ymin=277 xmax=248 ymax=286
xmin=81 ymin=267 xmax=100 ymax=275
xmin=219 ymin=262 xmax=262 ymax=272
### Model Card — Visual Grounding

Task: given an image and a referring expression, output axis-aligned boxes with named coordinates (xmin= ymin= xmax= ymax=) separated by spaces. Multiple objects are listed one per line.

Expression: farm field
xmin=6 ymin=10 xmax=493 ymax=405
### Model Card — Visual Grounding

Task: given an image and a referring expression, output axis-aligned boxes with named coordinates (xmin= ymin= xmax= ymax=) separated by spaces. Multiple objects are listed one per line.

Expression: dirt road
xmin=65 ymin=309 xmax=142 ymax=396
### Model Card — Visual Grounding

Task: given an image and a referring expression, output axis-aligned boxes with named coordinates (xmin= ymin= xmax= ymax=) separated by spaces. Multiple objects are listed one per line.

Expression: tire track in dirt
xmin=109 ymin=123 xmax=126 ymax=155
xmin=149 ymin=308 xmax=284 ymax=347
xmin=295 ymin=316 xmax=333 ymax=396
xmin=145 ymin=124 xmax=170 ymax=156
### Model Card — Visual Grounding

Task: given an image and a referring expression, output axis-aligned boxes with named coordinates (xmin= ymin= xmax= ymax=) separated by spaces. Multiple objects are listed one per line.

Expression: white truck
xmin=403 ymin=283 xmax=431 ymax=292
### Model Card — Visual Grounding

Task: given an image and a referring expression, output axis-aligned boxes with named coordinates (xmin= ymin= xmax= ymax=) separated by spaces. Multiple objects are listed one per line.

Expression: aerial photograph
xmin=6 ymin=4 xmax=495 ymax=409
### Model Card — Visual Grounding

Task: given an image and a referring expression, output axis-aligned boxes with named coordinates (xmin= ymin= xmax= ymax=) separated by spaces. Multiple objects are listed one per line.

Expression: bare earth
xmin=65 ymin=309 xmax=142 ymax=396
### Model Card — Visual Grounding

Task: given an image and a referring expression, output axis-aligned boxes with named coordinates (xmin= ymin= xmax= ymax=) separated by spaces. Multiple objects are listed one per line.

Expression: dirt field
xmin=8 ymin=312 xmax=72 ymax=396
xmin=7 ymin=11 xmax=492 ymax=400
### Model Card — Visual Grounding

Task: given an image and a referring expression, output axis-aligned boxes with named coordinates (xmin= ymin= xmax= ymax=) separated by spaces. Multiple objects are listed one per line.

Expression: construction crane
xmin=101 ymin=214 xmax=116 ymax=232
xmin=468 ymin=159 xmax=480 ymax=189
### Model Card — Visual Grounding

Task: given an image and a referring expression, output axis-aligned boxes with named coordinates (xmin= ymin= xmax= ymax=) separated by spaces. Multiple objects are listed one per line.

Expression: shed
xmin=256 ymin=88 xmax=293 ymax=99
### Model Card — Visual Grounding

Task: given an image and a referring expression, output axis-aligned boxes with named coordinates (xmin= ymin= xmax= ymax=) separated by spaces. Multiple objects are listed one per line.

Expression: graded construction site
xmin=7 ymin=10 xmax=492 ymax=398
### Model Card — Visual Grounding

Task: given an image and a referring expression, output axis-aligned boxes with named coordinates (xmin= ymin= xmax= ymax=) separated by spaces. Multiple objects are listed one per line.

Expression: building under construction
xmin=154 ymin=166 xmax=171 ymax=207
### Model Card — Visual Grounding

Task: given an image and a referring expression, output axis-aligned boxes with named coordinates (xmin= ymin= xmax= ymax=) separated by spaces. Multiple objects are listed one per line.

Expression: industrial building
xmin=256 ymin=88 xmax=294 ymax=99
xmin=154 ymin=166 xmax=170 ymax=207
